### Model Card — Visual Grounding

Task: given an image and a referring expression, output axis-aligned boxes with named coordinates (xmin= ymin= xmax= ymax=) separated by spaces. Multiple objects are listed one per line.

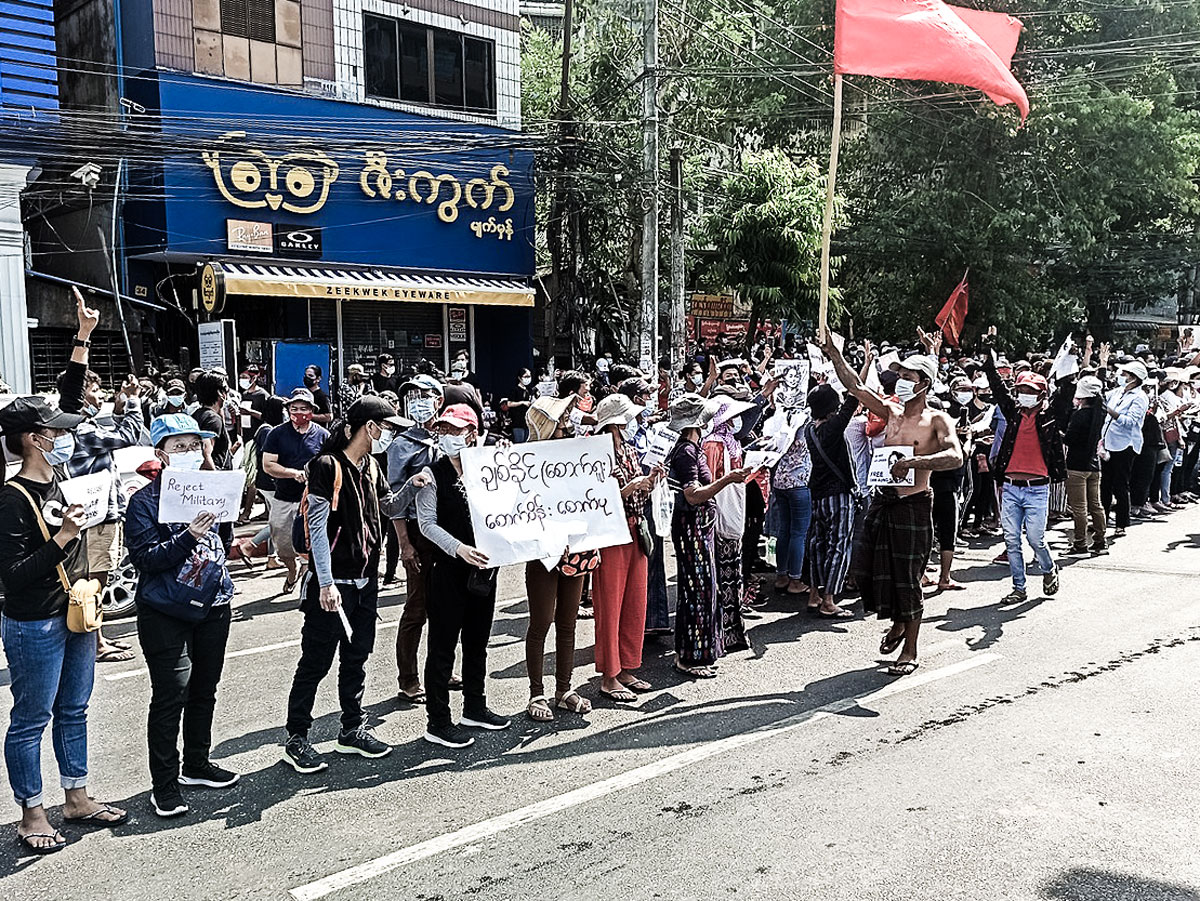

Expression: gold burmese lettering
xmin=358 ymin=154 xmax=515 ymax=232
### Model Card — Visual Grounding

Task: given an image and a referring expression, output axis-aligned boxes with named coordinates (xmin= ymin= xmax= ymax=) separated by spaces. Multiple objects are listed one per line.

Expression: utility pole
xmin=546 ymin=0 xmax=575 ymax=367
xmin=669 ymin=144 xmax=685 ymax=372
xmin=638 ymin=0 xmax=658 ymax=373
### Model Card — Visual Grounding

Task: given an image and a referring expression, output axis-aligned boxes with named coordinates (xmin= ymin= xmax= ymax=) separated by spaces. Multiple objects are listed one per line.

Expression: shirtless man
xmin=824 ymin=337 xmax=963 ymax=675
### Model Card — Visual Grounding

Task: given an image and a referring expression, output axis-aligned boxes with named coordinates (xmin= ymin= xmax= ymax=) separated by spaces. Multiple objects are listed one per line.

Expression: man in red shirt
xmin=983 ymin=330 xmax=1067 ymax=603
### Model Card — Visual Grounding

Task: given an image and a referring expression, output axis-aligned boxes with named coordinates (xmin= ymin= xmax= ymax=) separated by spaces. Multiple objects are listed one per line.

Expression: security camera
xmin=70 ymin=162 xmax=102 ymax=189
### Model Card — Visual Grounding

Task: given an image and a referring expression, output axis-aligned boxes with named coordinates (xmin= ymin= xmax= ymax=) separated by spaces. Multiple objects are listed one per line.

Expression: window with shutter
xmin=221 ymin=0 xmax=275 ymax=42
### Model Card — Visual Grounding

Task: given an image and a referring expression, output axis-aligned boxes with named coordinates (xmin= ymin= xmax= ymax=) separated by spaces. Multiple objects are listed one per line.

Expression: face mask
xmin=304 ymin=375 xmax=318 ymax=387
xmin=520 ymin=376 xmax=532 ymax=387
xmin=439 ymin=434 xmax=468 ymax=457
xmin=1017 ymin=393 xmax=1040 ymax=408
xmin=406 ymin=396 xmax=436 ymax=424
xmin=238 ymin=378 xmax=251 ymax=390
xmin=953 ymin=391 xmax=974 ymax=406
xmin=290 ymin=410 xmax=313 ymax=430
xmin=622 ymin=418 xmax=639 ymax=442
xmin=83 ymin=402 xmax=99 ymax=418
xmin=167 ymin=394 xmax=184 ymax=407
xmin=894 ymin=379 xmax=922 ymax=403
xmin=167 ymin=449 xmax=204 ymax=471
xmin=39 ymin=433 xmax=75 ymax=465
xmin=370 ymin=425 xmax=395 ymax=455
xmin=383 ymin=366 xmax=395 ymax=378
xmin=690 ymin=373 xmax=704 ymax=387
xmin=728 ymin=416 xmax=743 ymax=434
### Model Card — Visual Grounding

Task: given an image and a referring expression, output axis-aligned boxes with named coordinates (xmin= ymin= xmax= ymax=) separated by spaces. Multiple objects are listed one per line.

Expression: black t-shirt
xmin=194 ymin=406 xmax=231 ymax=470
xmin=805 ymin=394 xmax=859 ymax=501
xmin=0 ymin=475 xmax=88 ymax=620
xmin=243 ymin=386 xmax=270 ymax=417
xmin=311 ymin=388 xmax=331 ymax=416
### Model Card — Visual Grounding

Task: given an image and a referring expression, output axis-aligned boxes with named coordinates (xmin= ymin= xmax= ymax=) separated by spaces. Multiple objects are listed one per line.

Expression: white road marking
xmin=289 ymin=653 xmax=1000 ymax=901
xmin=103 ymin=620 xmax=401 ymax=681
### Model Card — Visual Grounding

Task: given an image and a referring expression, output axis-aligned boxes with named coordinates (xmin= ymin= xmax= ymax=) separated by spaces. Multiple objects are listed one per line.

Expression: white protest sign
xmin=60 ymin=472 xmax=112 ymax=528
xmin=459 ymin=435 xmax=631 ymax=567
xmin=744 ymin=449 xmax=781 ymax=472
xmin=867 ymin=446 xmax=915 ymax=487
xmin=536 ymin=379 xmax=559 ymax=397
xmin=1052 ymin=336 xmax=1078 ymax=381
xmin=158 ymin=469 xmax=247 ymax=523
xmin=641 ymin=425 xmax=680 ymax=469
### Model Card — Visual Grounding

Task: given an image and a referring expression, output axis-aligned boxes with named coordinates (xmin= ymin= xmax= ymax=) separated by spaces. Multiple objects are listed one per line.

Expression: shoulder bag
xmin=806 ymin=423 xmax=857 ymax=496
xmin=10 ymin=483 xmax=101 ymax=633
xmin=713 ymin=445 xmax=747 ymax=540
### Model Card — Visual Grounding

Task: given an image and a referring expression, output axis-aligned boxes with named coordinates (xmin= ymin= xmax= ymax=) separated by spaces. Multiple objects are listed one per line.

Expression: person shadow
xmin=924 ymin=595 xmax=1048 ymax=650
xmin=1041 ymin=867 xmax=1200 ymax=900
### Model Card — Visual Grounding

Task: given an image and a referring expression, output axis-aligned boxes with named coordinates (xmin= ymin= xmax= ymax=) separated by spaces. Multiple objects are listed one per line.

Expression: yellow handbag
xmin=10 ymin=482 xmax=103 ymax=633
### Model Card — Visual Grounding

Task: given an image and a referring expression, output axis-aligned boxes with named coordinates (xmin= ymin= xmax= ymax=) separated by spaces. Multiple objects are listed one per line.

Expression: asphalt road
xmin=3 ymin=508 xmax=1200 ymax=901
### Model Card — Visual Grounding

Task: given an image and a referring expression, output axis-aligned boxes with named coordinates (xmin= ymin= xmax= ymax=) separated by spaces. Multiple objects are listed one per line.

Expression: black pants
xmin=383 ymin=517 xmax=399 ymax=581
xmin=741 ymin=481 xmax=767 ymax=575
xmin=285 ymin=582 xmax=379 ymax=737
xmin=1130 ymin=445 xmax=1159 ymax=509
xmin=137 ymin=604 xmax=232 ymax=791
xmin=425 ymin=559 xmax=496 ymax=729
xmin=1102 ymin=447 xmax=1137 ymax=528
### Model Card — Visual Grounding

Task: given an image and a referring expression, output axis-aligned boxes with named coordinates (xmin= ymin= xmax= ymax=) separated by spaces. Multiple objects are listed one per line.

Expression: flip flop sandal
xmin=527 ymin=696 xmax=555 ymax=722
xmin=64 ymin=804 xmax=128 ymax=828
xmin=17 ymin=831 xmax=66 ymax=854
xmin=398 ymin=689 xmax=426 ymax=704
xmin=96 ymin=647 xmax=136 ymax=663
xmin=556 ymin=691 xmax=592 ymax=714
xmin=674 ymin=663 xmax=717 ymax=680
xmin=599 ymin=687 xmax=639 ymax=703
xmin=880 ymin=632 xmax=904 ymax=656
xmin=817 ymin=608 xmax=855 ymax=619
xmin=109 ymin=639 xmax=132 ymax=651
xmin=887 ymin=660 xmax=920 ymax=676
xmin=619 ymin=678 xmax=652 ymax=692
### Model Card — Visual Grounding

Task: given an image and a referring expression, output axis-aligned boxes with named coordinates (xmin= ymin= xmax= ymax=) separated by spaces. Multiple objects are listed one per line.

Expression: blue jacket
xmin=125 ymin=476 xmax=234 ymax=621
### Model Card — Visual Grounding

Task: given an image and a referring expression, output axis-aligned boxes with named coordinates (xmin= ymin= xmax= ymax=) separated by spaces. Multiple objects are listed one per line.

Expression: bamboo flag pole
xmin=818 ymin=73 xmax=845 ymax=345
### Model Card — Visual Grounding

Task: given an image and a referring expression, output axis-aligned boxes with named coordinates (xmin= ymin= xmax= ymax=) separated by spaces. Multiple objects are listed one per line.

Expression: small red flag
xmin=834 ymin=0 xmax=1029 ymax=119
xmin=935 ymin=273 xmax=969 ymax=347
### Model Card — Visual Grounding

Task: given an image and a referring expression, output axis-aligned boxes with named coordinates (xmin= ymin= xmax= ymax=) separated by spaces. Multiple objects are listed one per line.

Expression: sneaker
xmin=460 ymin=707 xmax=511 ymax=731
xmin=283 ymin=734 xmax=328 ymax=774
xmin=335 ymin=726 xmax=392 ymax=759
xmin=150 ymin=783 xmax=189 ymax=818
xmin=424 ymin=722 xmax=475 ymax=749
xmin=1113 ymin=527 xmax=1127 ymax=538
xmin=992 ymin=551 xmax=1010 ymax=565
xmin=1043 ymin=567 xmax=1060 ymax=596
xmin=1091 ymin=544 xmax=1109 ymax=556
xmin=1065 ymin=544 xmax=1089 ymax=558
xmin=179 ymin=761 xmax=240 ymax=789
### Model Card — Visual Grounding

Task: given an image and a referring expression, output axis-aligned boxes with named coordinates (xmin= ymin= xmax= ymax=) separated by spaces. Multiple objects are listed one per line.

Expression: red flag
xmin=935 ymin=273 xmax=969 ymax=347
xmin=834 ymin=0 xmax=1029 ymax=119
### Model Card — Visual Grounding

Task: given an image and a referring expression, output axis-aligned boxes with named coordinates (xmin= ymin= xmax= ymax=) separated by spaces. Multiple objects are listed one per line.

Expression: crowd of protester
xmin=2 ymin=293 xmax=1199 ymax=853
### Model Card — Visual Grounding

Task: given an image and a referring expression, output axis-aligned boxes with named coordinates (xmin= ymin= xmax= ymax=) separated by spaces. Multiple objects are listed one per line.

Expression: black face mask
xmin=304 ymin=376 xmax=318 ymax=387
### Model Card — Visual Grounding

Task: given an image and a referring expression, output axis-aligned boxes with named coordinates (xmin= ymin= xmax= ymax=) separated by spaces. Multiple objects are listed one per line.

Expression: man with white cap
xmin=1100 ymin=359 xmax=1150 ymax=538
xmin=1064 ymin=375 xmax=1108 ymax=555
xmin=824 ymin=338 xmax=962 ymax=676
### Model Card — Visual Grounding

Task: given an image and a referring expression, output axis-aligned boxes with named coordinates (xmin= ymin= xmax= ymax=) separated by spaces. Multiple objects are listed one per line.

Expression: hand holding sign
xmin=868 ymin=446 xmax=915 ymax=487
xmin=159 ymin=469 xmax=246 ymax=524
xmin=59 ymin=472 xmax=112 ymax=529
xmin=187 ymin=511 xmax=217 ymax=539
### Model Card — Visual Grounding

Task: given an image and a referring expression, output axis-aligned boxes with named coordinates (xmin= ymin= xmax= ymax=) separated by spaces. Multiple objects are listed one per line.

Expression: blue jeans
xmin=1158 ymin=453 xmax=1176 ymax=505
xmin=1000 ymin=483 xmax=1055 ymax=591
xmin=1 ymin=615 xmax=96 ymax=808
xmin=772 ymin=486 xmax=813 ymax=580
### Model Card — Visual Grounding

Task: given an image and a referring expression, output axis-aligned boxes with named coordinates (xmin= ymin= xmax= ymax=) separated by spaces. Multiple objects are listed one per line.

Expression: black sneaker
xmin=150 ymin=783 xmax=189 ymax=818
xmin=1065 ymin=544 xmax=1089 ymax=558
xmin=1091 ymin=544 xmax=1109 ymax=556
xmin=1043 ymin=567 xmax=1060 ymax=596
xmin=423 ymin=722 xmax=475 ymax=749
xmin=283 ymin=734 xmax=328 ymax=774
xmin=461 ymin=707 xmax=511 ymax=731
xmin=335 ymin=726 xmax=391 ymax=759
xmin=179 ymin=761 xmax=240 ymax=789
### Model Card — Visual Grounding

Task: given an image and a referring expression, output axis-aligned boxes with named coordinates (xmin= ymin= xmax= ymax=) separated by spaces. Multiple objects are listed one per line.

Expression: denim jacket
xmin=125 ymin=477 xmax=234 ymax=621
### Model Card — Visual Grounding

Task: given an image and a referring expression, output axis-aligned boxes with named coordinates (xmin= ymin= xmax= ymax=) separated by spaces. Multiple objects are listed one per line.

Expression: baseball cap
xmin=0 ymin=396 xmax=85 ymax=435
xmin=347 ymin=363 xmax=365 ymax=376
xmin=897 ymin=355 xmax=938 ymax=384
xmin=399 ymin=374 xmax=445 ymax=396
xmin=346 ymin=395 xmax=410 ymax=431
xmin=433 ymin=403 xmax=479 ymax=430
xmin=286 ymin=387 xmax=316 ymax=408
xmin=150 ymin=413 xmax=216 ymax=448
xmin=1015 ymin=371 xmax=1048 ymax=392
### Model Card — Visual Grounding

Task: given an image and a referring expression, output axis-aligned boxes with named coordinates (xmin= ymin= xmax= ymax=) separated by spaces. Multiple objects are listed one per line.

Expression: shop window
xmin=221 ymin=0 xmax=276 ymax=43
xmin=363 ymin=14 xmax=495 ymax=114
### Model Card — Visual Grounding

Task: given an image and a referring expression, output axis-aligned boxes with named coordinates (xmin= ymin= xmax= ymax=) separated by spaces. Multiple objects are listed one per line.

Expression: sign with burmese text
xmin=158 ymin=469 xmax=247 ymax=524
xmin=460 ymin=436 xmax=631 ymax=567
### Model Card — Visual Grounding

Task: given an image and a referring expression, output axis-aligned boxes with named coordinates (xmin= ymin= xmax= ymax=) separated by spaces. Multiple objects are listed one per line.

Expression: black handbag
xmin=466 ymin=566 xmax=498 ymax=598
xmin=634 ymin=517 xmax=654 ymax=557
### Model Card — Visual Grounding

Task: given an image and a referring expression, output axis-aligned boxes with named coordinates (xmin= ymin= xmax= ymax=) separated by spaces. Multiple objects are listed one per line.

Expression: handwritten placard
xmin=59 ymin=472 xmax=112 ymax=529
xmin=158 ymin=469 xmax=247 ymax=523
xmin=867 ymin=446 xmax=915 ymax=487
xmin=459 ymin=435 xmax=630 ymax=567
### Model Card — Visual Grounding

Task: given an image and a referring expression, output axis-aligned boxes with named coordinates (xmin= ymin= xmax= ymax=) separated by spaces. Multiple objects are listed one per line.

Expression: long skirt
xmin=673 ymin=508 xmax=722 ymax=667
xmin=716 ymin=536 xmax=748 ymax=653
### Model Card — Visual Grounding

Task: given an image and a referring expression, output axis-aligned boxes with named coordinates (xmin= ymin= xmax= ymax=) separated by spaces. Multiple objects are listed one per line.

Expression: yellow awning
xmin=212 ymin=261 xmax=534 ymax=307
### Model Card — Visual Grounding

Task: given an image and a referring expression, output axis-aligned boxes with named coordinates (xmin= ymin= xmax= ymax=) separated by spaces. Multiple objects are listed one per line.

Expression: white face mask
xmin=168 ymin=449 xmax=204 ymax=471
xmin=953 ymin=391 xmax=974 ymax=406
xmin=370 ymin=425 xmax=395 ymax=455
xmin=1017 ymin=393 xmax=1040 ymax=408
xmin=439 ymin=434 xmax=468 ymax=457
xmin=894 ymin=379 xmax=922 ymax=403
xmin=238 ymin=378 xmax=251 ymax=390
xmin=728 ymin=416 xmax=743 ymax=434
xmin=520 ymin=376 xmax=532 ymax=387
xmin=690 ymin=373 xmax=704 ymax=387
xmin=167 ymin=394 xmax=185 ymax=407
xmin=40 ymin=433 xmax=76 ymax=465
xmin=622 ymin=418 xmax=639 ymax=441
xmin=405 ymin=396 xmax=437 ymax=425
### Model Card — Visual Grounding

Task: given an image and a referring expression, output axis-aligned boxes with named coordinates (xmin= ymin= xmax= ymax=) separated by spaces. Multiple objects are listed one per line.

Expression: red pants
xmin=592 ymin=541 xmax=648 ymax=678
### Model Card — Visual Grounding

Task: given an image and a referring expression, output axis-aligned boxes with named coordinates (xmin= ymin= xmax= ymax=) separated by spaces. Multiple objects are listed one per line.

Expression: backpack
xmin=291 ymin=457 xmax=343 ymax=557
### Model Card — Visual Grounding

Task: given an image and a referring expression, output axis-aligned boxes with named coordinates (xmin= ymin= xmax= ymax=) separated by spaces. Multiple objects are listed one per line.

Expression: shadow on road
xmin=1042 ymin=867 xmax=1200 ymax=900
